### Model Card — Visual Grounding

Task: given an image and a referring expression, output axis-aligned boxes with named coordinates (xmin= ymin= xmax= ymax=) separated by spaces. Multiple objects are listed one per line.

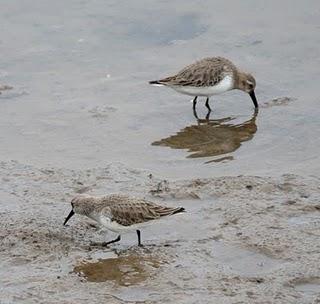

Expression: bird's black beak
xmin=249 ymin=90 xmax=258 ymax=108
xmin=63 ymin=209 xmax=75 ymax=226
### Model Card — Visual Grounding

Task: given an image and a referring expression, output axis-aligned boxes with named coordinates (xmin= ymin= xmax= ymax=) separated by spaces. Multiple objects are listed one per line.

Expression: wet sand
xmin=1 ymin=0 xmax=320 ymax=303
xmin=1 ymin=161 xmax=320 ymax=303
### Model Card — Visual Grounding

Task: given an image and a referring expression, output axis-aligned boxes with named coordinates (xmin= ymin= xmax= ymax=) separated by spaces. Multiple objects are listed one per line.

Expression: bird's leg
xmin=104 ymin=235 xmax=121 ymax=246
xmin=205 ymin=97 xmax=212 ymax=112
xmin=192 ymin=96 xmax=198 ymax=111
xmin=205 ymin=109 xmax=211 ymax=120
xmin=193 ymin=107 xmax=199 ymax=120
xmin=136 ymin=230 xmax=142 ymax=247
xmin=90 ymin=235 xmax=121 ymax=247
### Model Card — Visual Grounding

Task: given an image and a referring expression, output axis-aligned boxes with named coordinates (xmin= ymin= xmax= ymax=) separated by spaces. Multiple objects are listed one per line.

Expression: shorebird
xmin=63 ymin=194 xmax=185 ymax=246
xmin=149 ymin=57 xmax=258 ymax=112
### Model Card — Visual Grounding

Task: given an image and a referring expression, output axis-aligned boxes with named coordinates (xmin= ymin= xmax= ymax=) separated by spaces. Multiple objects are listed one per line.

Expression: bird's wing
xmin=157 ymin=57 xmax=233 ymax=87
xmin=102 ymin=197 xmax=184 ymax=226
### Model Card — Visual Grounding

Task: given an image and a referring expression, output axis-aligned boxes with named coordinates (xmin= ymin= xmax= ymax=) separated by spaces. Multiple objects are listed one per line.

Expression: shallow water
xmin=292 ymin=278 xmax=320 ymax=300
xmin=74 ymin=254 xmax=162 ymax=285
xmin=209 ymin=241 xmax=280 ymax=276
xmin=1 ymin=0 xmax=320 ymax=178
xmin=295 ymin=282 xmax=320 ymax=298
xmin=1 ymin=1 xmax=320 ymax=304
xmin=74 ymin=240 xmax=279 ymax=285
xmin=152 ymin=110 xmax=258 ymax=160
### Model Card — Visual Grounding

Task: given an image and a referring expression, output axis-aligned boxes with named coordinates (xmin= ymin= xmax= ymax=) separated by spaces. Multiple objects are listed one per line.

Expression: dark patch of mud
xmin=74 ymin=253 xmax=163 ymax=285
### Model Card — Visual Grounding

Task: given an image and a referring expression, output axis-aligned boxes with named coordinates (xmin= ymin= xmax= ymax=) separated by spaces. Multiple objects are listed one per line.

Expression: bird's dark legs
xmin=193 ymin=96 xmax=211 ymax=120
xmin=205 ymin=109 xmax=211 ymax=120
xmin=192 ymin=96 xmax=198 ymax=111
xmin=105 ymin=235 xmax=121 ymax=245
xmin=193 ymin=97 xmax=212 ymax=120
xmin=193 ymin=107 xmax=199 ymax=120
xmin=193 ymin=96 xmax=199 ymax=119
xmin=136 ymin=230 xmax=142 ymax=247
xmin=205 ymin=97 xmax=211 ymax=112
xmin=90 ymin=235 xmax=121 ymax=247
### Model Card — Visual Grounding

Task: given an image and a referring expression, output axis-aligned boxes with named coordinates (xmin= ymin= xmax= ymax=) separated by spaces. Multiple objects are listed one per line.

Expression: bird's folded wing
xmin=159 ymin=59 xmax=226 ymax=87
xmin=105 ymin=202 xmax=182 ymax=226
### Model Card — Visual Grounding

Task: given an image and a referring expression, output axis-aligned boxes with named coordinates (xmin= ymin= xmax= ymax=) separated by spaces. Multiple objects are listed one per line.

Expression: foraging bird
xmin=63 ymin=194 xmax=185 ymax=246
xmin=149 ymin=57 xmax=258 ymax=112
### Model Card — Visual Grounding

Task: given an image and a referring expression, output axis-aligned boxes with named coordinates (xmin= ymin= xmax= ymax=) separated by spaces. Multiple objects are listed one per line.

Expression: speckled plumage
xmin=64 ymin=194 xmax=185 ymax=246
xmin=149 ymin=56 xmax=258 ymax=111
xmin=75 ymin=194 xmax=184 ymax=226
xmin=153 ymin=57 xmax=236 ymax=87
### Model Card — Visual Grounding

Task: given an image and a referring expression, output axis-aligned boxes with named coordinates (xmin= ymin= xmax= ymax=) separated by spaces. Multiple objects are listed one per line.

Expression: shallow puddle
xmin=288 ymin=213 xmax=320 ymax=226
xmin=293 ymin=278 xmax=320 ymax=298
xmin=74 ymin=254 xmax=162 ymax=285
xmin=295 ymin=282 xmax=320 ymax=297
xmin=211 ymin=241 xmax=281 ymax=276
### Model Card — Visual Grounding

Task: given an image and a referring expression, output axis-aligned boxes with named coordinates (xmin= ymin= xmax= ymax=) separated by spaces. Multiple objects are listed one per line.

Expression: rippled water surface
xmin=1 ymin=0 xmax=320 ymax=178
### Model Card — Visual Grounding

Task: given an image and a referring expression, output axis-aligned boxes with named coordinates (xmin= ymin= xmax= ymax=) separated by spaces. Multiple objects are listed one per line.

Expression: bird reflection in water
xmin=152 ymin=109 xmax=258 ymax=163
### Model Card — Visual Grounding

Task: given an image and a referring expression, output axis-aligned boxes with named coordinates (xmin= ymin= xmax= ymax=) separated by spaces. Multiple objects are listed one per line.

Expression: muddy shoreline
xmin=1 ymin=1 xmax=320 ymax=302
xmin=1 ymin=161 xmax=319 ymax=303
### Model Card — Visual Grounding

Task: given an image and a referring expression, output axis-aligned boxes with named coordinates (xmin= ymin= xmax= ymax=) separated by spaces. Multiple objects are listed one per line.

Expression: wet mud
xmin=1 ymin=162 xmax=320 ymax=303
xmin=1 ymin=1 xmax=320 ymax=303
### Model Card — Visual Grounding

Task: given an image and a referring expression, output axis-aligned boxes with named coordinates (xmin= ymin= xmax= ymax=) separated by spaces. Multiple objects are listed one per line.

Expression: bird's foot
xmin=89 ymin=241 xmax=110 ymax=247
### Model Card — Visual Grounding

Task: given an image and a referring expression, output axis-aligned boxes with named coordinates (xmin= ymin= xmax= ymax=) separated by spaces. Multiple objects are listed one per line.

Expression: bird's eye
xmin=246 ymin=80 xmax=254 ymax=90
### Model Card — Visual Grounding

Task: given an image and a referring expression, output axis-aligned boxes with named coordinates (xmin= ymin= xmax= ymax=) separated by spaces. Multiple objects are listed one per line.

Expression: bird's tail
xmin=149 ymin=80 xmax=164 ymax=86
xmin=172 ymin=207 xmax=185 ymax=215
xmin=156 ymin=205 xmax=186 ymax=217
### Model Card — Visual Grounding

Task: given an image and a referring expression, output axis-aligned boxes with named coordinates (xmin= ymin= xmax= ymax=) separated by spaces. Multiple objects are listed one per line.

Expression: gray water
xmin=1 ymin=0 xmax=320 ymax=178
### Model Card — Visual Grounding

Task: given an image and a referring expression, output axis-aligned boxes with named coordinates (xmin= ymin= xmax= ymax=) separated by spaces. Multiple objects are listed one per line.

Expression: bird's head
xmin=236 ymin=72 xmax=258 ymax=108
xmin=63 ymin=195 xmax=95 ymax=226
